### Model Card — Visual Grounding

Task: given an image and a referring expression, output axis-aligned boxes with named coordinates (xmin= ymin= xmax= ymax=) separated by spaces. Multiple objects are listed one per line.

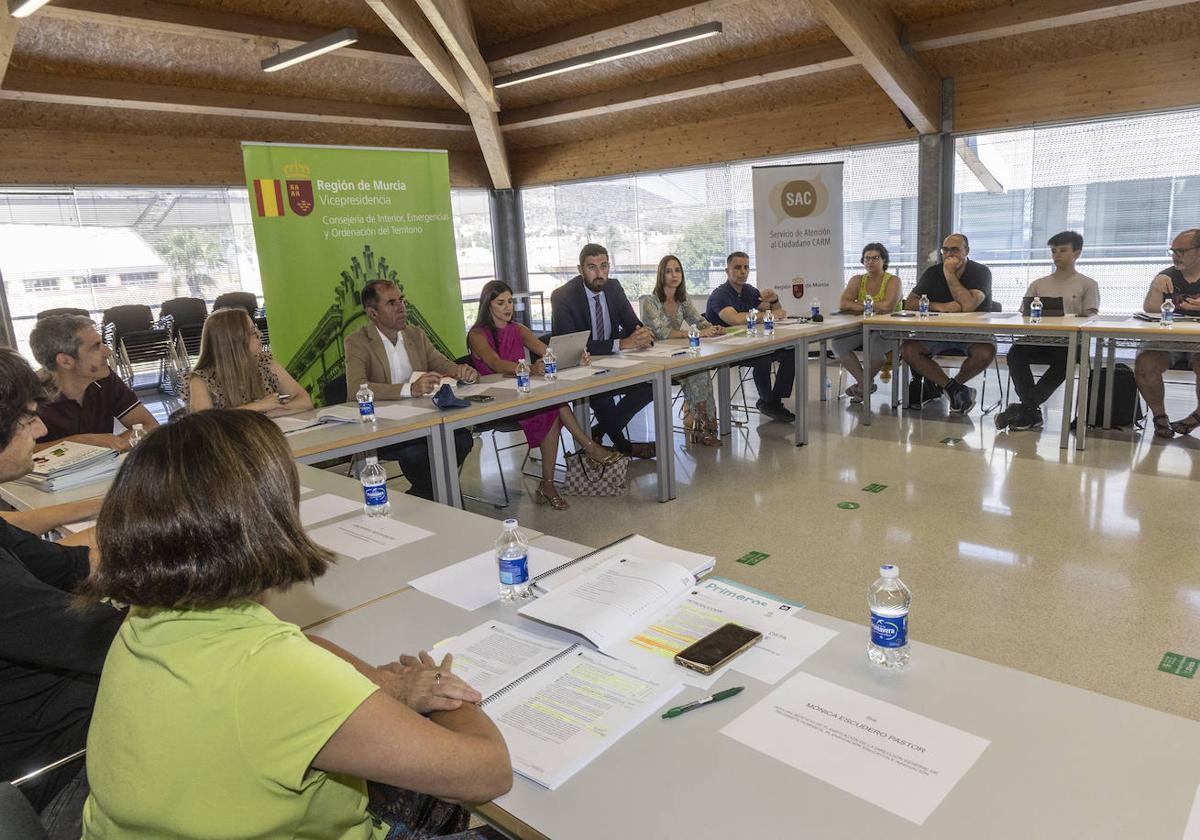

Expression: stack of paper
xmin=274 ymin=405 xmax=362 ymax=434
xmin=19 ymin=442 xmax=119 ymax=491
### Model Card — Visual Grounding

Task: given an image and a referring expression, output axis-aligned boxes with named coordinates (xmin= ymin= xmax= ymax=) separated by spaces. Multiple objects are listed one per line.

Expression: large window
xmin=1 ymin=186 xmax=493 ymax=361
xmin=521 ymin=142 xmax=920 ymax=305
xmin=953 ymin=110 xmax=1200 ymax=312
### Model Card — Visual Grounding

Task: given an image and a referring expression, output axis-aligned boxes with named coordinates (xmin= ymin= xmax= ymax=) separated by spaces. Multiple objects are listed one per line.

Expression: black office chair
xmin=35 ymin=307 xmax=89 ymax=321
xmin=101 ymin=304 xmax=179 ymax=395
xmin=159 ymin=297 xmax=208 ymax=359
xmin=322 ymin=374 xmax=348 ymax=407
xmin=1 ymin=748 xmax=86 ymax=840
xmin=212 ymin=291 xmax=257 ymax=317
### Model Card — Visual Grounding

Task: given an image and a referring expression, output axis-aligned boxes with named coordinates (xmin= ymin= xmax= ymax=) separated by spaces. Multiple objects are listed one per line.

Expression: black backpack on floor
xmin=1077 ymin=363 xmax=1144 ymax=428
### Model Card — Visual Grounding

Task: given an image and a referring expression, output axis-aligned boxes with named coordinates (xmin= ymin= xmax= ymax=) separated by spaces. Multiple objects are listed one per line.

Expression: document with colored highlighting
xmin=409 ymin=545 xmax=574 ymax=611
xmin=436 ymin=621 xmax=681 ymax=790
xmin=306 ymin=516 xmax=433 ymax=560
xmin=721 ymin=673 xmax=990 ymax=825
xmin=298 ymin=493 xmax=362 ymax=527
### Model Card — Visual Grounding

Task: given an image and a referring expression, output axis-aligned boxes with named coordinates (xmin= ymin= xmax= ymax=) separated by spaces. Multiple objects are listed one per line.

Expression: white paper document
xmin=434 ymin=620 xmax=570 ymax=699
xmin=589 ymin=355 xmax=642 ymax=368
xmin=1184 ymin=784 xmax=1200 ymax=840
xmin=616 ymin=578 xmax=836 ymax=688
xmin=374 ymin=402 xmax=435 ymax=421
xmin=553 ymin=366 xmax=607 ymax=381
xmin=534 ymin=534 xmax=715 ymax=592
xmin=298 ymin=493 xmax=362 ymax=527
xmin=629 ymin=344 xmax=690 ymax=358
xmin=59 ymin=518 xmax=96 ymax=535
xmin=410 ymin=545 xmax=574 ymax=611
xmin=486 ymin=376 xmax=555 ymax=391
xmin=722 ymin=673 xmax=990 ymax=825
xmin=306 ymin=516 xmax=434 ymax=560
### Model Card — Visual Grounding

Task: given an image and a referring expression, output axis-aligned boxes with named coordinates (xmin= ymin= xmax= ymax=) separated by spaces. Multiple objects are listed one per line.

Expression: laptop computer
xmin=547 ymin=330 xmax=591 ymax=369
xmin=1020 ymin=296 xmax=1065 ymax=317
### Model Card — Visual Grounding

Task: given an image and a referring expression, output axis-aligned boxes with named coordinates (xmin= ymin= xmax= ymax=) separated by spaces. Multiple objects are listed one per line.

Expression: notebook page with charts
xmin=518 ymin=554 xmax=695 ymax=651
xmin=435 ymin=621 xmax=681 ymax=790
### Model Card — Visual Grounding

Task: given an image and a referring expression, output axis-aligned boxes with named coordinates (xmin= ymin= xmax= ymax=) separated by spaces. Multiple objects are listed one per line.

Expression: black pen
xmin=670 ymin=350 xmax=688 ymax=357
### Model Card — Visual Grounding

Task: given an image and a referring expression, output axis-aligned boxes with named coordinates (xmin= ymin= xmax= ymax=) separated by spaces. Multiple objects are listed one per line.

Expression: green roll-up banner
xmin=241 ymin=142 xmax=463 ymax=405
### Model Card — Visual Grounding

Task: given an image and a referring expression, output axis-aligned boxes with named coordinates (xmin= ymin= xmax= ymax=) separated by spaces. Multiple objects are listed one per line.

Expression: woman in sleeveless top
xmin=832 ymin=243 xmax=902 ymax=403
xmin=639 ymin=255 xmax=725 ymax=446
xmin=186 ymin=307 xmax=312 ymax=414
xmin=468 ymin=281 xmax=619 ymax=511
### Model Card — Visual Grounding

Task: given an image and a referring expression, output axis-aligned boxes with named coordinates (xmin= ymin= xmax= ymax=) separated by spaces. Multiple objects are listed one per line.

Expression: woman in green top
xmin=833 ymin=243 xmax=902 ymax=403
xmin=79 ymin=410 xmax=511 ymax=840
xmin=639 ymin=255 xmax=725 ymax=446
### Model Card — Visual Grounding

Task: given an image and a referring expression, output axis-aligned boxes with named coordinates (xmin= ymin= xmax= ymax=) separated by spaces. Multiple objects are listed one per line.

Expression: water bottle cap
xmin=365 ymin=455 xmax=378 ymax=465
xmin=879 ymin=564 xmax=899 ymax=578
xmin=503 ymin=518 xmax=518 ymax=529
xmin=359 ymin=383 xmax=369 ymax=389
xmin=133 ymin=424 xmax=143 ymax=430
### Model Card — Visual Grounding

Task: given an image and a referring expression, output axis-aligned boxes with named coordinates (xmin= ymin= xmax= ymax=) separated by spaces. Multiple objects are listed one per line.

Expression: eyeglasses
xmin=940 ymin=246 xmax=964 ymax=255
xmin=862 ymin=255 xmax=883 ymax=262
xmin=1168 ymin=246 xmax=1200 ymax=257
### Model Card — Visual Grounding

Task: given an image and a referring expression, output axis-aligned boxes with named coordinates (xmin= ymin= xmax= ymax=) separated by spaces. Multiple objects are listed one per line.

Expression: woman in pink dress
xmin=468 ymin=281 xmax=618 ymax=511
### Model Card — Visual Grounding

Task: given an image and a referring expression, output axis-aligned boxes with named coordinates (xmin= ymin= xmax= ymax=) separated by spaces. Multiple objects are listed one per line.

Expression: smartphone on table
xmin=674 ymin=623 xmax=763 ymax=675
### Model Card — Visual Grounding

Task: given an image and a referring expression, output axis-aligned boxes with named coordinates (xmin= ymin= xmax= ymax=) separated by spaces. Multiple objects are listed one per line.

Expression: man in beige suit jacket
xmin=343 ymin=280 xmax=476 ymax=500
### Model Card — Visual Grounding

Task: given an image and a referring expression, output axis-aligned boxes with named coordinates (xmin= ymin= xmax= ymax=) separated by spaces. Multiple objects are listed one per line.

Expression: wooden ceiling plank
xmin=413 ymin=0 xmax=499 ymax=111
xmin=806 ymin=0 xmax=941 ymax=134
xmin=454 ymin=64 xmax=511 ymax=188
xmin=907 ymin=0 xmax=1199 ymax=51
xmin=41 ymin=0 xmax=414 ymax=65
xmin=0 ymin=70 xmax=474 ymax=131
xmin=367 ymin=0 xmax=465 ymax=107
xmin=0 ymin=15 xmax=19 ymax=88
xmin=483 ymin=0 xmax=724 ymax=65
xmin=501 ymin=42 xmax=856 ymax=130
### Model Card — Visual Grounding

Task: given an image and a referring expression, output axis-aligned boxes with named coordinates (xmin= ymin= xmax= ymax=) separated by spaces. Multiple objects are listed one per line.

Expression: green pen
xmin=661 ymin=686 xmax=744 ymax=719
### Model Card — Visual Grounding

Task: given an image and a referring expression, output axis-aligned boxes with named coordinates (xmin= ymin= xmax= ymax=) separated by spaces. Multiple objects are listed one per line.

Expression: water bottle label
xmin=811 ymin=305 xmax=819 ymax=317
xmin=517 ymin=374 xmax=530 ymax=388
xmin=499 ymin=555 xmax=529 ymax=585
xmin=358 ymin=400 xmax=374 ymax=418
xmin=1163 ymin=312 xmax=1175 ymax=324
xmin=689 ymin=335 xmax=700 ymax=348
xmin=544 ymin=362 xmax=556 ymax=375
xmin=870 ymin=612 xmax=907 ymax=648
xmin=363 ymin=483 xmax=388 ymax=506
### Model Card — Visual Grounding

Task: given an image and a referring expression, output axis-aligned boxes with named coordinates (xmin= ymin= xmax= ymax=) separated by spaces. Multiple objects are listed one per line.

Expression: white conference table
xmin=311 ymin=556 xmax=1200 ymax=839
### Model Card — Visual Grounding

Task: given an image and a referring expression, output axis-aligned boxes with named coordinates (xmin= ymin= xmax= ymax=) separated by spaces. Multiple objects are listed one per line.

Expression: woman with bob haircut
xmin=639 ymin=255 xmax=724 ymax=446
xmin=79 ymin=410 xmax=512 ymax=839
xmin=468 ymin=280 xmax=619 ymax=510
xmin=186 ymin=307 xmax=313 ymax=414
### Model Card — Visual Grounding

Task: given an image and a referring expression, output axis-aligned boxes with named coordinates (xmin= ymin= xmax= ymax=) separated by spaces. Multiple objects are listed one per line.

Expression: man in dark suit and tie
xmin=550 ymin=243 xmax=657 ymax=459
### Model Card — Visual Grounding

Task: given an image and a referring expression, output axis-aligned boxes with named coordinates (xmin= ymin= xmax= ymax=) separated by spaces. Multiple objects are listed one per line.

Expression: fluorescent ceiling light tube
xmin=9 ymin=0 xmax=54 ymax=17
xmin=494 ymin=21 xmax=723 ymax=89
xmin=262 ymin=27 xmax=358 ymax=73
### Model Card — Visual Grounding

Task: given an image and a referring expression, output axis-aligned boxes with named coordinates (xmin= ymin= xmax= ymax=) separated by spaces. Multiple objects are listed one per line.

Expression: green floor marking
xmin=1158 ymin=652 xmax=1198 ymax=678
xmin=837 ymin=501 xmax=861 ymax=510
xmin=736 ymin=551 xmax=770 ymax=566
xmin=940 ymin=437 xmax=962 ymax=445
xmin=862 ymin=483 xmax=888 ymax=493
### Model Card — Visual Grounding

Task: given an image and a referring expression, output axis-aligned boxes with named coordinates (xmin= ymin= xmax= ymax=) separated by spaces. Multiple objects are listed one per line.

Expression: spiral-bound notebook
xmin=435 ymin=621 xmax=681 ymax=790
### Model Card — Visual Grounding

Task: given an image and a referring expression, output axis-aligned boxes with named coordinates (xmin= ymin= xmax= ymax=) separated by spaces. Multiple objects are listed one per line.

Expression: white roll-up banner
xmin=751 ymin=162 xmax=844 ymax=316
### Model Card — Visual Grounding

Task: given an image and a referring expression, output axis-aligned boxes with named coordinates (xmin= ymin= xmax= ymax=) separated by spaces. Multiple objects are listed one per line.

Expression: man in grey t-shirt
xmin=996 ymin=231 xmax=1099 ymax=431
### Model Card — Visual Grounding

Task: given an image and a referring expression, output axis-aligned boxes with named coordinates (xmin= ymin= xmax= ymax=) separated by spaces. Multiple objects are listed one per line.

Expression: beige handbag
xmin=561 ymin=451 xmax=629 ymax=496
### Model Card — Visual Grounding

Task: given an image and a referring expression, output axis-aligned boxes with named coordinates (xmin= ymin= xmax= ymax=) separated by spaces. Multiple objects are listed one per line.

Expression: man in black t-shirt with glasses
xmin=899 ymin=233 xmax=996 ymax=414
xmin=1135 ymin=228 xmax=1200 ymax=439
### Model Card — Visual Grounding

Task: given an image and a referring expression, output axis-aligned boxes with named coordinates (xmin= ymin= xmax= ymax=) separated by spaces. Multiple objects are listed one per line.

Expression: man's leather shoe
xmin=756 ymin=399 xmax=796 ymax=422
xmin=628 ymin=442 xmax=657 ymax=459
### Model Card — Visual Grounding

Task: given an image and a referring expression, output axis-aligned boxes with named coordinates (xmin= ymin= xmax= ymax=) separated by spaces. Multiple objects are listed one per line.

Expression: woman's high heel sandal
xmin=535 ymin=481 xmax=569 ymax=510
xmin=689 ymin=403 xmax=721 ymax=447
xmin=583 ymin=442 xmax=621 ymax=465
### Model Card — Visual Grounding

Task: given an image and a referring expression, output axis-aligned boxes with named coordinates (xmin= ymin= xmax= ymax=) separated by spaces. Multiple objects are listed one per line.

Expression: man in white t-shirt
xmin=995 ymin=231 xmax=1099 ymax=431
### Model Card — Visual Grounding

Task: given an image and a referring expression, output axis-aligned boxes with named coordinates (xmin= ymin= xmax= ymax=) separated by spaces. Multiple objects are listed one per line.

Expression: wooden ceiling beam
xmin=455 ymin=65 xmax=511 ymax=188
xmin=413 ymin=0 xmax=498 ymax=111
xmin=0 ymin=70 xmax=474 ymax=131
xmin=367 ymin=0 xmax=465 ymax=107
xmin=40 ymin=0 xmax=415 ymax=66
xmin=0 ymin=15 xmax=19 ymax=88
xmin=501 ymin=41 xmax=856 ymax=131
xmin=906 ymin=0 xmax=1199 ymax=51
xmin=483 ymin=0 xmax=724 ymax=66
xmin=805 ymin=0 xmax=942 ymax=134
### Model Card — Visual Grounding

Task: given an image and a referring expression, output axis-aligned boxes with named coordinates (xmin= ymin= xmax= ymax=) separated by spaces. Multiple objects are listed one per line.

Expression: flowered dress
xmin=639 ymin=295 xmax=716 ymax=414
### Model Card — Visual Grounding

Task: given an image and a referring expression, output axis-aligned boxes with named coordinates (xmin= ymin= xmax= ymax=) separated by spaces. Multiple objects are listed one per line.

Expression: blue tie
xmin=593 ymin=293 xmax=608 ymax=341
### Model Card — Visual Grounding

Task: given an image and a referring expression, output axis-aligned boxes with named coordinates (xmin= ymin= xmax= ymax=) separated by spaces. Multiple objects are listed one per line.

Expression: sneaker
xmin=846 ymin=383 xmax=862 ymax=402
xmin=756 ymin=399 xmax=796 ymax=422
xmin=947 ymin=381 xmax=977 ymax=414
xmin=1010 ymin=405 xmax=1043 ymax=431
xmin=994 ymin=403 xmax=1023 ymax=430
xmin=907 ymin=377 xmax=943 ymax=409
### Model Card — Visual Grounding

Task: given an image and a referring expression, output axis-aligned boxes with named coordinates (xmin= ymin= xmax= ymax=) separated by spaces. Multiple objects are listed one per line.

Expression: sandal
xmin=1169 ymin=410 xmax=1200 ymax=437
xmin=583 ymin=441 xmax=621 ymax=465
xmin=534 ymin=481 xmax=569 ymax=510
xmin=1152 ymin=413 xmax=1175 ymax=439
xmin=692 ymin=403 xmax=721 ymax=447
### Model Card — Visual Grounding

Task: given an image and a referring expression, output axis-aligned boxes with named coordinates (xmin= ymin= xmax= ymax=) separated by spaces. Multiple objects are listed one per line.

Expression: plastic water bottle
xmin=810 ymin=301 xmax=821 ymax=319
xmin=863 ymin=296 xmax=875 ymax=318
xmin=542 ymin=347 xmax=557 ymax=381
xmin=128 ymin=423 xmax=146 ymax=448
xmin=745 ymin=308 xmax=758 ymax=336
xmin=918 ymin=294 xmax=930 ymax=317
xmin=687 ymin=323 xmax=700 ymax=355
xmin=763 ymin=308 xmax=775 ymax=337
xmin=1030 ymin=296 xmax=1043 ymax=323
xmin=496 ymin=518 xmax=531 ymax=602
xmin=1162 ymin=297 xmax=1176 ymax=327
xmin=360 ymin=455 xmax=390 ymax=518
xmin=515 ymin=359 xmax=531 ymax=393
xmin=356 ymin=383 xmax=375 ymax=422
xmin=868 ymin=564 xmax=911 ymax=670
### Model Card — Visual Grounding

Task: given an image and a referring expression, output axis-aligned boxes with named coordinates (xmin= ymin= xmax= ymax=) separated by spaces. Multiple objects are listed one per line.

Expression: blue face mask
xmin=430 ymin=383 xmax=470 ymax=410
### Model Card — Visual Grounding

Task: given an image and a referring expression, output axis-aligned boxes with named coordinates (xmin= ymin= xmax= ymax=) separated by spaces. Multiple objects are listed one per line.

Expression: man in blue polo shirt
xmin=705 ymin=251 xmax=795 ymax=422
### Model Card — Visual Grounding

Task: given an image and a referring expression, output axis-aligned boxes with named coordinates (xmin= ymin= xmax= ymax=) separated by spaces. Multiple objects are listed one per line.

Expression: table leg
xmin=795 ymin=337 xmax=808 ymax=446
xmin=653 ymin=371 xmax=673 ymax=502
xmin=1103 ymin=339 xmax=1116 ymax=429
xmin=862 ymin=324 xmax=872 ymax=426
xmin=717 ymin=365 xmax=732 ymax=437
xmin=1073 ymin=332 xmax=1088 ymax=451
xmin=819 ymin=339 xmax=828 ymax=402
xmin=1087 ymin=334 xmax=1102 ymax=429
xmin=891 ymin=339 xmax=901 ymax=409
xmin=431 ymin=425 xmax=454 ymax=506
